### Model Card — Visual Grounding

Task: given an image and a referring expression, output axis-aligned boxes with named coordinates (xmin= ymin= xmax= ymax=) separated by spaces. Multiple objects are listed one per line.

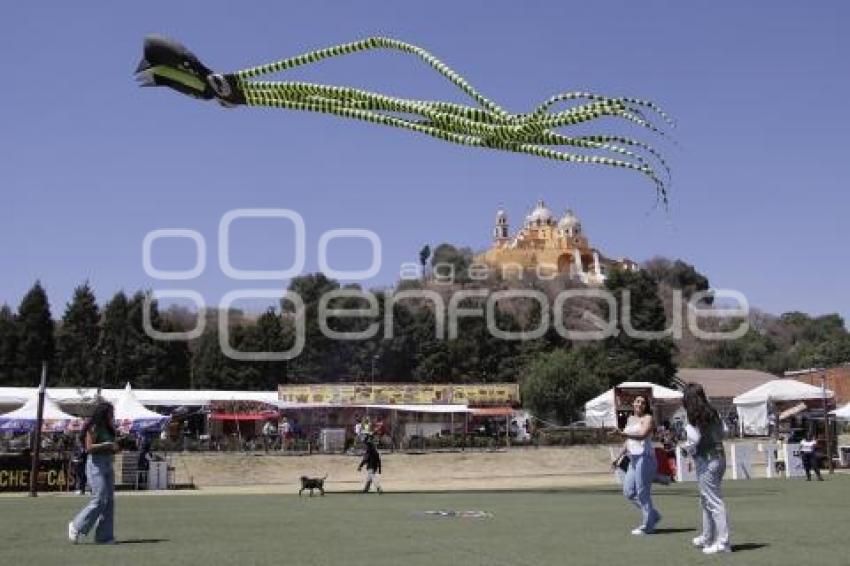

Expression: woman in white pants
xmin=682 ymin=383 xmax=731 ymax=555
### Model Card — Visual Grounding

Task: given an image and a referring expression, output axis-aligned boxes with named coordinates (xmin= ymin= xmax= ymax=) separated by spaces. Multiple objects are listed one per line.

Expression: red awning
xmin=209 ymin=412 xmax=279 ymax=421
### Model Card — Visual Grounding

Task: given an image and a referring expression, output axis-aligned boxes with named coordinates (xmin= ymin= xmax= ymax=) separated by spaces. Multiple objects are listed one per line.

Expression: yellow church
xmin=474 ymin=200 xmax=638 ymax=285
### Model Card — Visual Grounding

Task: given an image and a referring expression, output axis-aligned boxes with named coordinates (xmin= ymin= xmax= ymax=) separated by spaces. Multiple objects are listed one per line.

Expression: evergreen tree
xmin=55 ymin=282 xmax=100 ymax=386
xmin=601 ymin=269 xmax=676 ymax=387
xmin=284 ymin=273 xmax=341 ymax=381
xmin=15 ymin=281 xmax=54 ymax=384
xmin=0 ymin=305 xmax=18 ymax=385
xmin=126 ymin=291 xmax=192 ymax=389
xmin=192 ymin=328 xmax=240 ymax=390
xmin=97 ymin=291 xmax=131 ymax=388
xmin=241 ymin=308 xmax=287 ymax=389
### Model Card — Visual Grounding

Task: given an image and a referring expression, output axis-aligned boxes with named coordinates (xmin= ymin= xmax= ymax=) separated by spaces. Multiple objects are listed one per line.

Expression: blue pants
xmin=72 ymin=455 xmax=115 ymax=543
xmin=696 ymin=456 xmax=729 ymax=547
xmin=623 ymin=452 xmax=659 ymax=530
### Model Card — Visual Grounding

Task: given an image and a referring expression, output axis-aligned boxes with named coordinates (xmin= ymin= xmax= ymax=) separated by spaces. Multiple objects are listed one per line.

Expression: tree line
xmin=1 ymin=252 xmax=847 ymax=423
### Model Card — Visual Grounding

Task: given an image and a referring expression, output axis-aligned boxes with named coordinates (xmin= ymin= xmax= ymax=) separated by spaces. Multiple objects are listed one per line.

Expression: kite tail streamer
xmin=136 ymin=35 xmax=674 ymax=201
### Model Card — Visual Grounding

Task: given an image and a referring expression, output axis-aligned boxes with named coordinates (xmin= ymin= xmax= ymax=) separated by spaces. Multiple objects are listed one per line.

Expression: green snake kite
xmin=136 ymin=35 xmax=672 ymax=199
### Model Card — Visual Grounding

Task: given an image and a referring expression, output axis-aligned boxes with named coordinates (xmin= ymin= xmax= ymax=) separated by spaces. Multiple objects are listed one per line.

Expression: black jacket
xmin=358 ymin=443 xmax=382 ymax=473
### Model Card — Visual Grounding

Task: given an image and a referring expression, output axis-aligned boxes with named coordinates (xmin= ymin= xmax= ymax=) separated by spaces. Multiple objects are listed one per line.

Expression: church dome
xmin=558 ymin=209 xmax=581 ymax=230
xmin=526 ymin=200 xmax=554 ymax=225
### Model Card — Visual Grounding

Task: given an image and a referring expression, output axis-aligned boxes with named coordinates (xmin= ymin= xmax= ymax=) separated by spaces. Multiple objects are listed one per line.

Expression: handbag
xmin=613 ymin=452 xmax=630 ymax=472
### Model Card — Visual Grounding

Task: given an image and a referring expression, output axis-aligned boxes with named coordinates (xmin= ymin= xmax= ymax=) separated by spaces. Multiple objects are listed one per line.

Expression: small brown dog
xmin=299 ymin=474 xmax=327 ymax=496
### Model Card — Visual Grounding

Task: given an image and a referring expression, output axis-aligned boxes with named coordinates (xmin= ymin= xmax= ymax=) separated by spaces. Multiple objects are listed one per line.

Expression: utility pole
xmin=822 ymin=371 xmax=835 ymax=474
xmin=29 ymin=362 xmax=47 ymax=497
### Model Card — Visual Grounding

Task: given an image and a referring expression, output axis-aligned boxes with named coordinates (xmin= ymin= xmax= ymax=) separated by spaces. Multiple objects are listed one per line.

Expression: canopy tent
xmin=830 ymin=403 xmax=850 ymax=421
xmin=0 ymin=393 xmax=82 ymax=434
xmin=584 ymin=382 xmax=683 ymax=428
xmin=0 ymin=386 xmax=279 ymax=407
xmin=733 ymin=379 xmax=834 ymax=435
xmin=113 ymin=383 xmax=171 ymax=434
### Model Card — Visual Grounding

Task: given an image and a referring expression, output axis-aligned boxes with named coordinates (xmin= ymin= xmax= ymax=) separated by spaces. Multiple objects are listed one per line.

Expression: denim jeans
xmin=623 ymin=452 xmax=659 ymax=529
xmin=696 ymin=455 xmax=729 ymax=547
xmin=72 ymin=454 xmax=115 ymax=543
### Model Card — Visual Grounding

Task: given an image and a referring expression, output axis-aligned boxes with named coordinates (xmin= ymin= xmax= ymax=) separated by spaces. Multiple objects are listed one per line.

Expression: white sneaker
xmin=68 ymin=522 xmax=81 ymax=544
xmin=692 ymin=536 xmax=708 ymax=547
xmin=703 ymin=542 xmax=731 ymax=554
xmin=631 ymin=527 xmax=647 ymax=535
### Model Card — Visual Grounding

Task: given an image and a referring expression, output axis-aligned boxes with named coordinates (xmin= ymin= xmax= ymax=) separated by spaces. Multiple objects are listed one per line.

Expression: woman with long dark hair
xmin=68 ymin=401 xmax=121 ymax=544
xmin=619 ymin=395 xmax=661 ymax=535
xmin=682 ymin=383 xmax=731 ymax=554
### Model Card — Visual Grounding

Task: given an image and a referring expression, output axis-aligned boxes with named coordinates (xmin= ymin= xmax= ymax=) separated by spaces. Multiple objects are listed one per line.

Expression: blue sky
xmin=1 ymin=1 xmax=848 ymax=323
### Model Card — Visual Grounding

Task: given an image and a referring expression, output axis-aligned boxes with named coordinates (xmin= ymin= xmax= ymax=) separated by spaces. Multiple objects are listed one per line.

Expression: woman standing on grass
xmin=68 ymin=401 xmax=121 ymax=544
xmin=619 ymin=395 xmax=661 ymax=535
xmin=682 ymin=383 xmax=731 ymax=554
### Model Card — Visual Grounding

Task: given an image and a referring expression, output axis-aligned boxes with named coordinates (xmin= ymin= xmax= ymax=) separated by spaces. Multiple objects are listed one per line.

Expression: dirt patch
xmin=169 ymin=446 xmax=618 ymax=492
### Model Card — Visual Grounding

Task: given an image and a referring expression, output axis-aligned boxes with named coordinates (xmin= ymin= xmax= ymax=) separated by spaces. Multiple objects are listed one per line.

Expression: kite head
xmin=135 ymin=35 xmax=244 ymax=105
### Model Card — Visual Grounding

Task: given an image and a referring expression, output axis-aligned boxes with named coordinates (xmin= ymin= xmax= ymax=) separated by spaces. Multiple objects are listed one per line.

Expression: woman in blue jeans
xmin=619 ymin=395 xmax=661 ymax=535
xmin=68 ymin=401 xmax=121 ymax=544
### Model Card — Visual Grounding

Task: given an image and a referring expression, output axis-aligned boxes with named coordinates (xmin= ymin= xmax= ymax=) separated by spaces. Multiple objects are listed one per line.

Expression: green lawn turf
xmin=1 ymin=476 xmax=848 ymax=566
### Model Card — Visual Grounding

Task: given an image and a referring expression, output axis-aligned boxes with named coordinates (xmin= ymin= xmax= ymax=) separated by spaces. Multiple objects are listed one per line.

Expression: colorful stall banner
xmin=278 ymin=383 xmax=519 ymax=406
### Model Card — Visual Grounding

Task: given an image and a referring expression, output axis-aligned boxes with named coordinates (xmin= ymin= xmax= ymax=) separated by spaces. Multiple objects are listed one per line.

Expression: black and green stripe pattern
xmin=234 ymin=37 xmax=673 ymax=199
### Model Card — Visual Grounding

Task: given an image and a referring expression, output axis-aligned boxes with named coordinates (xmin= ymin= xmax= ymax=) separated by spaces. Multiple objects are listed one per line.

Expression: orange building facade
xmin=474 ymin=200 xmax=637 ymax=285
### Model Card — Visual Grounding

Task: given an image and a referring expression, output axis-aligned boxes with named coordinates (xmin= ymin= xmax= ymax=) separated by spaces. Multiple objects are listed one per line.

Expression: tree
xmin=419 ymin=245 xmax=431 ymax=272
xmin=430 ymin=243 xmax=472 ymax=282
xmin=97 ymin=291 xmax=130 ymax=387
xmin=0 ymin=305 xmax=18 ymax=385
xmin=601 ymin=269 xmax=676 ymax=387
xmin=520 ymin=347 xmax=606 ymax=424
xmin=239 ymin=308 xmax=288 ymax=389
xmin=123 ymin=291 xmax=191 ymax=389
xmin=55 ymin=282 xmax=100 ymax=385
xmin=283 ymin=273 xmax=341 ymax=381
xmin=192 ymin=329 xmax=243 ymax=390
xmin=16 ymin=281 xmax=54 ymax=384
xmin=643 ymin=257 xmax=711 ymax=301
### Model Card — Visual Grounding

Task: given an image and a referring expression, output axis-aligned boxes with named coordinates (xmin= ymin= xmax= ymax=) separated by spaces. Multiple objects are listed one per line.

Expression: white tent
xmin=733 ymin=379 xmax=834 ymax=435
xmin=113 ymin=383 xmax=170 ymax=434
xmin=584 ymin=382 xmax=683 ymax=428
xmin=0 ymin=393 xmax=82 ymax=433
xmin=830 ymin=403 xmax=850 ymax=421
xmin=0 ymin=386 xmax=279 ymax=407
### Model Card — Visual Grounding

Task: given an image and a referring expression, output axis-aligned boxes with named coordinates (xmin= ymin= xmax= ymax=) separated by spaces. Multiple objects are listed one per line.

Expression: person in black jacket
xmin=72 ymin=432 xmax=88 ymax=495
xmin=357 ymin=436 xmax=383 ymax=494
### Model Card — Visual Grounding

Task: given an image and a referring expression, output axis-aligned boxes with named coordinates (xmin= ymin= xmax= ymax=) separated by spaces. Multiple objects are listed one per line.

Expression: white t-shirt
xmin=682 ymin=424 xmax=701 ymax=457
xmin=624 ymin=416 xmax=652 ymax=455
xmin=800 ymin=439 xmax=817 ymax=453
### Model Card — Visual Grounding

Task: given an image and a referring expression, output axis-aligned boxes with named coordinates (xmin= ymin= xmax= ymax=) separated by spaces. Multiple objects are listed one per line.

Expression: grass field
xmin=1 ymin=476 xmax=847 ymax=566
